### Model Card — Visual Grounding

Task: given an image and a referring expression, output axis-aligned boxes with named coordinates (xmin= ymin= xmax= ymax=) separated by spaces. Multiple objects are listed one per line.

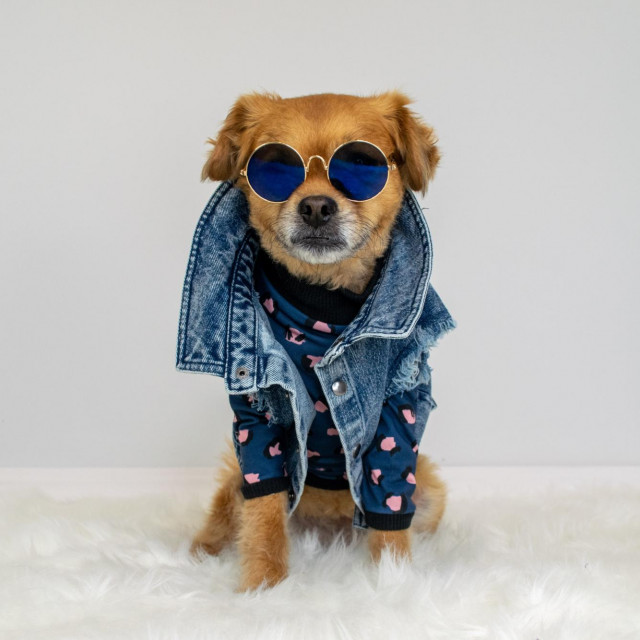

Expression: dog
xmin=185 ymin=91 xmax=450 ymax=592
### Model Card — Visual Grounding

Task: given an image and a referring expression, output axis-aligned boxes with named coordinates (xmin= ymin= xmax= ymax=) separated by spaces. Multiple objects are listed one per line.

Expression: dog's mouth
xmin=290 ymin=232 xmax=347 ymax=251
xmin=278 ymin=229 xmax=352 ymax=265
xmin=299 ymin=235 xmax=342 ymax=244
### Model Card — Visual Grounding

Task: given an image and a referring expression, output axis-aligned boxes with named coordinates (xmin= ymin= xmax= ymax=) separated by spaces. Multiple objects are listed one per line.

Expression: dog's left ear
xmin=375 ymin=91 xmax=441 ymax=195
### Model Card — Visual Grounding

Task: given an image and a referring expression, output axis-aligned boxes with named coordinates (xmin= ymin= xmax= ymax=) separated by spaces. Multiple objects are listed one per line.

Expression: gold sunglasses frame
xmin=239 ymin=139 xmax=398 ymax=203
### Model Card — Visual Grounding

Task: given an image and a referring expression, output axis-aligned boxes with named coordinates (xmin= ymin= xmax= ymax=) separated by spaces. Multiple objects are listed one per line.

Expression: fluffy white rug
xmin=1 ymin=472 xmax=639 ymax=640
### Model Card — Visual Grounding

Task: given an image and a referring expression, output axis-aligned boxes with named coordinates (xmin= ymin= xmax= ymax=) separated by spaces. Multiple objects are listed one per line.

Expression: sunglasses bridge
xmin=304 ymin=155 xmax=330 ymax=173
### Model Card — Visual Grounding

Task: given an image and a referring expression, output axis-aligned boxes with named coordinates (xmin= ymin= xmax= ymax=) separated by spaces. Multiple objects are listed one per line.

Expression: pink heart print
xmin=286 ymin=327 xmax=306 ymax=344
xmin=385 ymin=495 xmax=402 ymax=511
xmin=402 ymin=408 xmax=416 ymax=424
xmin=306 ymin=355 xmax=323 ymax=368
xmin=315 ymin=400 xmax=328 ymax=412
xmin=380 ymin=436 xmax=397 ymax=451
xmin=268 ymin=442 xmax=282 ymax=456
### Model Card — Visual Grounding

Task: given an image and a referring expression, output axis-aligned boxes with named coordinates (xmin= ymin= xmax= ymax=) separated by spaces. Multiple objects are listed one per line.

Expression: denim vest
xmin=176 ymin=181 xmax=456 ymax=529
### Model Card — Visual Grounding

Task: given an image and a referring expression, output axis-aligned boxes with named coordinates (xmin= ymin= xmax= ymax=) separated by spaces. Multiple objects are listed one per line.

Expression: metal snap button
xmin=235 ymin=366 xmax=249 ymax=379
xmin=331 ymin=379 xmax=347 ymax=396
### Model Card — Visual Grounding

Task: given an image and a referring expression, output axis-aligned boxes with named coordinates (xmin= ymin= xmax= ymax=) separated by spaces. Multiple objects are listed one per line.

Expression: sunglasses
xmin=239 ymin=140 xmax=397 ymax=203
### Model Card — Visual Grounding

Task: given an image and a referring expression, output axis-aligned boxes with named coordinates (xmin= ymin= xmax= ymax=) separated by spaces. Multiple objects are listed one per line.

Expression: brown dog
xmin=190 ymin=91 xmax=446 ymax=591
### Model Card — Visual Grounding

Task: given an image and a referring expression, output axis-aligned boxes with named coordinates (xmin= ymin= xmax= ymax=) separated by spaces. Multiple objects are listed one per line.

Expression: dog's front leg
xmin=368 ymin=528 xmax=412 ymax=563
xmin=238 ymin=491 xmax=290 ymax=591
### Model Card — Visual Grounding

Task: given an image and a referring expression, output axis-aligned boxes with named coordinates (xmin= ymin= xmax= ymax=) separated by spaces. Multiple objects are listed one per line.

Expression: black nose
xmin=297 ymin=195 xmax=337 ymax=229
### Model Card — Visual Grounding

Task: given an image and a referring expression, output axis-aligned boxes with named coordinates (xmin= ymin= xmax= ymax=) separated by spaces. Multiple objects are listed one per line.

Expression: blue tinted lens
xmin=246 ymin=144 xmax=305 ymax=202
xmin=328 ymin=141 xmax=389 ymax=201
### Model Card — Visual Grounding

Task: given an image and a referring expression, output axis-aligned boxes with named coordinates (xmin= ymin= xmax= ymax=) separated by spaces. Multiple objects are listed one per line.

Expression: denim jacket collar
xmin=176 ymin=181 xmax=434 ymax=391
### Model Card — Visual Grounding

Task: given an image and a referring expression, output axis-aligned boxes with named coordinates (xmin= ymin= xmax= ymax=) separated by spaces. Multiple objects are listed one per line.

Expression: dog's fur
xmin=190 ymin=91 xmax=446 ymax=591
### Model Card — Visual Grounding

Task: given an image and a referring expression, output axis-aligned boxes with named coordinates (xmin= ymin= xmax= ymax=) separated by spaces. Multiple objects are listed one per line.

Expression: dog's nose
xmin=297 ymin=195 xmax=337 ymax=229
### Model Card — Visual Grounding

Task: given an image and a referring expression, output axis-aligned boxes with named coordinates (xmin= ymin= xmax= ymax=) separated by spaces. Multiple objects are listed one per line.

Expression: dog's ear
xmin=375 ymin=91 xmax=440 ymax=195
xmin=201 ymin=92 xmax=281 ymax=182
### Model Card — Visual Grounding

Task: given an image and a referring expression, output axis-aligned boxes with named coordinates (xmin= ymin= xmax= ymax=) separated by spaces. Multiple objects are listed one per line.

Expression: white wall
xmin=1 ymin=0 xmax=638 ymax=467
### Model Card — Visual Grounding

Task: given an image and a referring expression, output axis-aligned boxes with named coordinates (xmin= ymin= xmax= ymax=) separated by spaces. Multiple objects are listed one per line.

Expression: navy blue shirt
xmin=230 ymin=251 xmax=422 ymax=530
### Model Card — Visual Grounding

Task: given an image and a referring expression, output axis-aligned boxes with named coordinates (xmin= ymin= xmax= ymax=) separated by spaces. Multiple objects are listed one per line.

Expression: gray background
xmin=1 ymin=0 xmax=638 ymax=467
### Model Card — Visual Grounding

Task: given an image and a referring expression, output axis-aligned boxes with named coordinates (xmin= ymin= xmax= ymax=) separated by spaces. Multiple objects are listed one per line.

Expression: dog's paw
xmin=368 ymin=528 xmax=412 ymax=563
xmin=189 ymin=534 xmax=227 ymax=559
xmin=238 ymin=560 xmax=288 ymax=592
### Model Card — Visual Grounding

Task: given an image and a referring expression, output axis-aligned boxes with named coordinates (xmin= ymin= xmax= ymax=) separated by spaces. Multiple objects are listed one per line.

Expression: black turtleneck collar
xmin=255 ymin=248 xmax=386 ymax=326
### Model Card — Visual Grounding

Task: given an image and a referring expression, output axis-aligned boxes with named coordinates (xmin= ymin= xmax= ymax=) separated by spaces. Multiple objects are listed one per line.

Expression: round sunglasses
xmin=239 ymin=140 xmax=397 ymax=203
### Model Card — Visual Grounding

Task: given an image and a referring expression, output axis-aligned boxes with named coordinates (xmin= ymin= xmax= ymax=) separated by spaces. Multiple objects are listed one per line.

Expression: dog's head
xmin=201 ymin=91 xmax=439 ymax=289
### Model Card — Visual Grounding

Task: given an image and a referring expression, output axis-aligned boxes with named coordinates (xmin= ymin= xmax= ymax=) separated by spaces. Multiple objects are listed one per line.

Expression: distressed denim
xmin=176 ymin=181 xmax=456 ymax=529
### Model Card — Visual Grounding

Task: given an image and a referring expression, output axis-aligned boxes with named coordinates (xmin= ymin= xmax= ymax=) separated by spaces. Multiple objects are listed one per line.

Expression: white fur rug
xmin=1 ymin=470 xmax=639 ymax=640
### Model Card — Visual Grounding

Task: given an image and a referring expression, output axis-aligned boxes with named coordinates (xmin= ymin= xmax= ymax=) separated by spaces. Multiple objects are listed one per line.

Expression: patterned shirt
xmin=229 ymin=250 xmax=421 ymax=530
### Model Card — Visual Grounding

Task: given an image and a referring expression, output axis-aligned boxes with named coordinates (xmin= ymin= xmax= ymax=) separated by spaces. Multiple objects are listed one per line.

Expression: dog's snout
xmin=297 ymin=195 xmax=337 ymax=229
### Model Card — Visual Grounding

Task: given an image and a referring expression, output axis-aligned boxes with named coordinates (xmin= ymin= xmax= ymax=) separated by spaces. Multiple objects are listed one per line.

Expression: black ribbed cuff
xmin=305 ymin=472 xmax=350 ymax=490
xmin=364 ymin=510 xmax=414 ymax=531
xmin=241 ymin=476 xmax=290 ymax=499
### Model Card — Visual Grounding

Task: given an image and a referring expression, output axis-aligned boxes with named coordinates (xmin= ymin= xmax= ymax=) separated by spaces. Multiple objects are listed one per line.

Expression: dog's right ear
xmin=373 ymin=90 xmax=440 ymax=196
xmin=201 ymin=92 xmax=281 ymax=182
